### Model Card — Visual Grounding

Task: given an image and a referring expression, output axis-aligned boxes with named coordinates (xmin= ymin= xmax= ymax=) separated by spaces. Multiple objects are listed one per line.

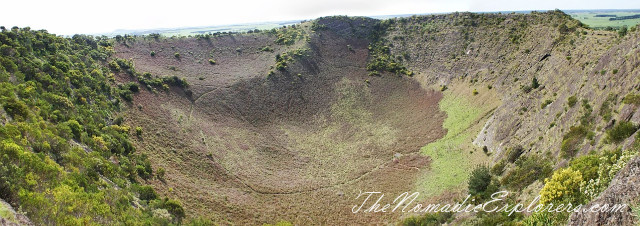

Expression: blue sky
xmin=2 ymin=0 xmax=639 ymax=35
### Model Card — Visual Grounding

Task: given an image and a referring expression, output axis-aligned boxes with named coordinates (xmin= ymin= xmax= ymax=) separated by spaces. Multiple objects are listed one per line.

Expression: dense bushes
xmin=273 ymin=26 xmax=306 ymax=45
xmin=501 ymin=154 xmax=553 ymax=190
xmin=606 ymin=121 xmax=638 ymax=143
xmin=522 ymin=149 xmax=638 ymax=224
xmin=0 ymin=27 xmax=181 ymax=224
xmin=622 ymin=93 xmax=640 ymax=105
xmin=599 ymin=93 xmax=616 ymax=121
xmin=560 ymin=125 xmax=589 ymax=158
xmin=539 ymin=168 xmax=584 ymax=205
xmin=468 ymin=165 xmax=500 ymax=201
xmin=365 ymin=21 xmax=414 ymax=77
xmin=271 ymin=48 xmax=308 ymax=73
xmin=138 ymin=185 xmax=158 ymax=201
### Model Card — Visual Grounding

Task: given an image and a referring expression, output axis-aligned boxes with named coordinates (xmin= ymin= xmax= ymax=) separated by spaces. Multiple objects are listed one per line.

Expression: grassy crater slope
xmin=116 ymin=17 xmax=447 ymax=224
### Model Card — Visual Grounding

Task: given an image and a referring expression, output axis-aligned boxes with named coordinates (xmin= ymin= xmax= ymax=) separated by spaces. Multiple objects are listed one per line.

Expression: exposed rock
xmin=619 ymin=104 xmax=636 ymax=122
xmin=630 ymin=108 xmax=640 ymax=125
xmin=568 ymin=156 xmax=640 ymax=226
xmin=0 ymin=199 xmax=33 ymax=226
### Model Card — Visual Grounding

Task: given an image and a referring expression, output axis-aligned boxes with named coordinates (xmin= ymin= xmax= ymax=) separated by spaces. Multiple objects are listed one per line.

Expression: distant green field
xmin=568 ymin=10 xmax=640 ymax=29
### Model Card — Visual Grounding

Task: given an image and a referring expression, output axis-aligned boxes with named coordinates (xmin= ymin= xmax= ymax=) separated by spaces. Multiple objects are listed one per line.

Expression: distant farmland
xmin=567 ymin=9 xmax=640 ymax=28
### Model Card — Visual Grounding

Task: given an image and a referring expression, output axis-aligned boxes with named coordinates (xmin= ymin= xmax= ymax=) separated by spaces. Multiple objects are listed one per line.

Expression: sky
xmin=2 ymin=0 xmax=640 ymax=35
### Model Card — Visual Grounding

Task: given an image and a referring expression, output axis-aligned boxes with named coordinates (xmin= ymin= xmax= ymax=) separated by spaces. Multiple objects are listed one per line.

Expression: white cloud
xmin=1 ymin=0 xmax=638 ymax=35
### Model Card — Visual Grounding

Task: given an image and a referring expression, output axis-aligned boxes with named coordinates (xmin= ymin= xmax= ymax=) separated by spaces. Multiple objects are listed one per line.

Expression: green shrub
xmin=2 ymin=97 xmax=30 ymax=120
xmin=567 ymin=95 xmax=578 ymax=107
xmin=501 ymin=154 xmax=553 ymax=190
xmin=174 ymin=52 xmax=180 ymax=58
xmin=156 ymin=167 xmax=165 ymax=181
xmin=568 ymin=154 xmax=600 ymax=182
xmin=599 ymin=93 xmax=616 ymax=121
xmin=612 ymin=69 xmax=618 ymax=74
xmin=606 ymin=121 xmax=638 ymax=143
xmin=623 ymin=93 xmax=640 ymax=105
xmin=127 ymin=82 xmax=139 ymax=92
xmin=208 ymin=59 xmax=216 ymax=65
xmin=138 ymin=185 xmax=157 ymax=201
xmin=468 ymin=165 xmax=492 ymax=197
xmin=65 ymin=120 xmax=83 ymax=140
xmin=135 ymin=126 xmax=143 ymax=136
xmin=472 ymin=89 xmax=479 ymax=95
xmin=531 ymin=77 xmax=540 ymax=89
xmin=260 ymin=46 xmax=274 ymax=52
xmin=581 ymin=149 xmax=636 ymax=200
xmin=163 ymin=199 xmax=185 ymax=222
xmin=561 ymin=125 xmax=589 ymax=158
xmin=618 ymin=25 xmax=628 ymax=37
xmin=491 ymin=160 xmax=507 ymax=176
xmin=150 ymin=51 xmax=156 ymax=57
xmin=541 ymin=99 xmax=553 ymax=109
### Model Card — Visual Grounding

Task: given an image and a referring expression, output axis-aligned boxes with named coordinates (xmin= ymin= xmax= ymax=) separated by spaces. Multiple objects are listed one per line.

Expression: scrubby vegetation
xmin=606 ymin=121 xmax=637 ymax=143
xmin=0 ymin=27 xmax=184 ymax=224
xmin=567 ymin=95 xmax=578 ymax=107
xmin=500 ymin=154 xmax=553 ymax=190
xmin=365 ymin=21 xmax=414 ymax=76
xmin=271 ymin=48 xmax=308 ymax=73
xmin=272 ymin=25 xmax=306 ymax=45
xmin=622 ymin=93 xmax=640 ymax=105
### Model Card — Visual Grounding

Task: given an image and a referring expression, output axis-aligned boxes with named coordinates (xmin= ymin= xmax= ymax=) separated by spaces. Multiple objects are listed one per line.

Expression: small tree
xmin=618 ymin=25 xmax=628 ymax=37
xmin=138 ymin=185 xmax=157 ymax=200
xmin=468 ymin=165 xmax=492 ymax=197
xmin=531 ymin=77 xmax=540 ymax=89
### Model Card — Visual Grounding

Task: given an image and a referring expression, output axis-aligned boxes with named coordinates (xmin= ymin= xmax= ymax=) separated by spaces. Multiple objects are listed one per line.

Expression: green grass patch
xmin=417 ymin=90 xmax=493 ymax=196
xmin=570 ymin=11 xmax=640 ymax=29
